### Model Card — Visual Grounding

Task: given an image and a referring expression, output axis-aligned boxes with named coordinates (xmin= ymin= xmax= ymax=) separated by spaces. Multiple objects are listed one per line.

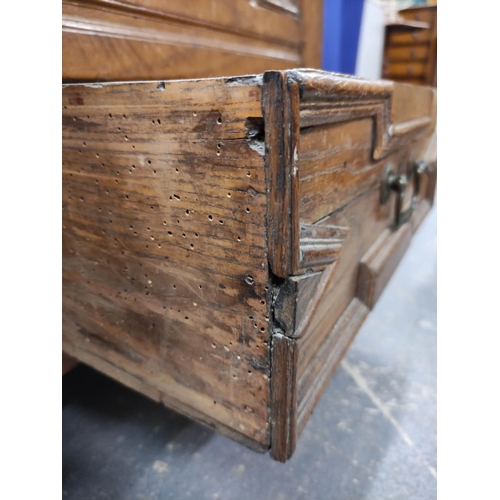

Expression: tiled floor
xmin=63 ymin=207 xmax=437 ymax=500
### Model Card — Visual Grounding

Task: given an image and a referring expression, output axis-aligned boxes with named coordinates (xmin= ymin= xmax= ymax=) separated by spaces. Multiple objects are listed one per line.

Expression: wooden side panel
xmin=107 ymin=0 xmax=302 ymax=40
xmin=62 ymin=78 xmax=272 ymax=449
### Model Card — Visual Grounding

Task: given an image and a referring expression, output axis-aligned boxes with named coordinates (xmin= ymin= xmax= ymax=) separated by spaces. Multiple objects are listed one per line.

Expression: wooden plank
xmin=63 ymin=343 xmax=268 ymax=452
xmin=62 ymin=77 xmax=272 ymax=449
xmin=62 ymin=0 xmax=327 ymax=82
xmin=67 ymin=0 xmax=302 ymax=47
xmin=299 ymin=0 xmax=323 ymax=68
xmin=62 ymin=2 xmax=300 ymax=82
xmin=270 ymin=334 xmax=298 ymax=462
xmin=299 ymin=119 xmax=374 ymax=223
xmin=263 ymin=71 xmax=301 ymax=278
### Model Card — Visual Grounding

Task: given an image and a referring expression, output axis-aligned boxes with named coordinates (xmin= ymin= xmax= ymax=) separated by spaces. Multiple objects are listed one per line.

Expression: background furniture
xmin=382 ymin=4 xmax=437 ymax=85
xmin=62 ymin=0 xmax=323 ymax=82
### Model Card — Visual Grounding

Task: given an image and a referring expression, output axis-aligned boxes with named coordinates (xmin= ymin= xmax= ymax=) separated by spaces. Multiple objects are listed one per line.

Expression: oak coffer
xmin=62 ymin=69 xmax=437 ymax=461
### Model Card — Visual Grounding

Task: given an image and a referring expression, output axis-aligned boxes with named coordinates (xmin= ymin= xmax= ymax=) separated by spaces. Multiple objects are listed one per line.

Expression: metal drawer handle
xmin=381 ymin=161 xmax=429 ymax=228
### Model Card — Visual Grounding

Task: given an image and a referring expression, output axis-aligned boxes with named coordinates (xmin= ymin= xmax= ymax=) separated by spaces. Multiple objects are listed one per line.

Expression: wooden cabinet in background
xmin=382 ymin=5 xmax=437 ymax=86
xmin=62 ymin=0 xmax=323 ymax=82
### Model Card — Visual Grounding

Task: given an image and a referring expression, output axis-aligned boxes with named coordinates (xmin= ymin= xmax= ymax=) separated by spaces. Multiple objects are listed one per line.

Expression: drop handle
xmin=381 ymin=160 xmax=429 ymax=228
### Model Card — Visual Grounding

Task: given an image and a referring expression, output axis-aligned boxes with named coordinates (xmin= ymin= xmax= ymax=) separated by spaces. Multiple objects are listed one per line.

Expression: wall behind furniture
xmin=322 ymin=0 xmax=365 ymax=74
xmin=355 ymin=0 xmax=386 ymax=79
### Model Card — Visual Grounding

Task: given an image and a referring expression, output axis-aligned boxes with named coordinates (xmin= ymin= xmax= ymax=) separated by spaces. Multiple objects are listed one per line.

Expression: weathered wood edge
xmin=263 ymin=70 xmax=300 ymax=279
xmin=269 ymin=333 xmax=298 ymax=462
xmin=263 ymin=70 xmax=298 ymax=462
xmin=63 ymin=343 xmax=269 ymax=453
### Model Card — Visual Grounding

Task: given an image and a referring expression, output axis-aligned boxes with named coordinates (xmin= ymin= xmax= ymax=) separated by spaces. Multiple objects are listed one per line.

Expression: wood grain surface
xmin=62 ymin=0 xmax=323 ymax=82
xmin=62 ymin=70 xmax=437 ymax=462
xmin=63 ymin=77 xmax=271 ymax=450
xmin=264 ymin=70 xmax=437 ymax=460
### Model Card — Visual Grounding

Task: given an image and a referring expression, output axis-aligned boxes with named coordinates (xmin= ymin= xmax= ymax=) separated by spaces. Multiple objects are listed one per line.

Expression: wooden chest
xmin=62 ymin=69 xmax=437 ymax=461
xmin=383 ymin=5 xmax=437 ymax=86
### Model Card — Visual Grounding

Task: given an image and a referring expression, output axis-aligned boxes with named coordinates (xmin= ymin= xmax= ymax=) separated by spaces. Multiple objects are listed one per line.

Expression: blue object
xmin=322 ymin=0 xmax=366 ymax=75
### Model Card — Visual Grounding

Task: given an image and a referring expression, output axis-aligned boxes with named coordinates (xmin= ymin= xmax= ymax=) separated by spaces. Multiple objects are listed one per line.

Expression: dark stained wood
xmin=270 ymin=334 xmax=298 ymax=462
xmin=63 ymin=342 xmax=268 ymax=452
xmin=62 ymin=69 xmax=437 ymax=462
xmin=62 ymin=0 xmax=323 ymax=82
xmin=263 ymin=71 xmax=300 ymax=278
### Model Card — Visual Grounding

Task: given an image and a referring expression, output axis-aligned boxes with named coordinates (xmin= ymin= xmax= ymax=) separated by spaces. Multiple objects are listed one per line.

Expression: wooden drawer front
xmin=387 ymin=44 xmax=429 ymax=61
xmin=386 ymin=62 xmax=426 ymax=77
xmin=388 ymin=29 xmax=431 ymax=45
xmin=264 ymin=70 xmax=437 ymax=459
xmin=400 ymin=7 xmax=436 ymax=26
